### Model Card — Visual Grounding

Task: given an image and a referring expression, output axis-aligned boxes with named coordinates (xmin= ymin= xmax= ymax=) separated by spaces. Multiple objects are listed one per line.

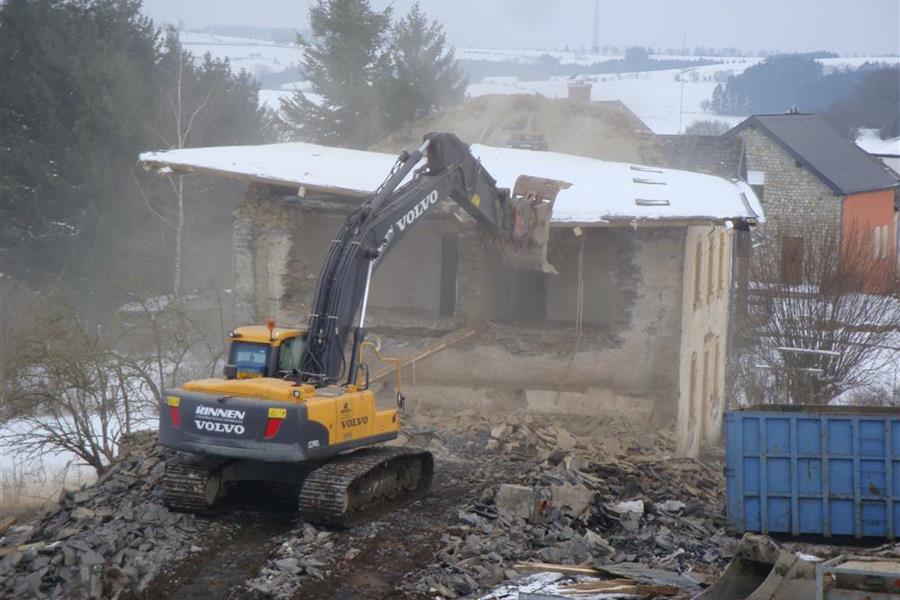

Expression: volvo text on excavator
xmin=158 ymin=132 xmax=567 ymax=526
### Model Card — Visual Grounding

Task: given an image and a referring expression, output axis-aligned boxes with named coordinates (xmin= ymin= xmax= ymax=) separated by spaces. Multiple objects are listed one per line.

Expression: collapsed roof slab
xmin=140 ymin=140 xmax=764 ymax=226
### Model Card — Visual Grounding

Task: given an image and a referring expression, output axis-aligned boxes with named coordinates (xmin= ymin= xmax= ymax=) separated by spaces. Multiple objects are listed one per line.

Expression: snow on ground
xmin=818 ymin=56 xmax=900 ymax=71
xmin=478 ymin=572 xmax=640 ymax=600
xmin=0 ymin=414 xmax=158 ymax=508
xmin=456 ymin=47 xmax=622 ymax=65
xmin=264 ymin=59 xmax=759 ymax=133
xmin=184 ymin=38 xmax=895 ymax=136
xmin=259 ymin=80 xmax=323 ymax=112
xmin=180 ymin=31 xmax=303 ymax=78
xmin=856 ymin=128 xmax=900 ymax=156
xmin=467 ymin=59 xmax=759 ymax=134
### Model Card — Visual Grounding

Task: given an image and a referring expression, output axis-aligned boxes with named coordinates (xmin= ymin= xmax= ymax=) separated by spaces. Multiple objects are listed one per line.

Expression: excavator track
xmin=162 ymin=454 xmax=230 ymax=513
xmin=299 ymin=447 xmax=434 ymax=527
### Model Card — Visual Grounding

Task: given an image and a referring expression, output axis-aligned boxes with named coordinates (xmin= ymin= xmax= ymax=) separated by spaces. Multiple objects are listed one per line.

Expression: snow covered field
xmin=176 ymin=34 xmax=897 ymax=136
xmin=257 ymin=80 xmax=323 ymax=114
xmin=456 ymin=47 xmax=622 ymax=65
xmin=466 ymin=59 xmax=759 ymax=134
xmin=180 ymin=31 xmax=304 ymax=78
xmin=0 ymin=415 xmax=158 ymax=509
xmin=256 ymin=58 xmax=761 ymax=133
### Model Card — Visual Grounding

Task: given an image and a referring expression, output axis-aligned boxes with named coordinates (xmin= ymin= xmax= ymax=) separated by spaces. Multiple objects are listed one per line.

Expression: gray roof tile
xmin=728 ymin=114 xmax=898 ymax=195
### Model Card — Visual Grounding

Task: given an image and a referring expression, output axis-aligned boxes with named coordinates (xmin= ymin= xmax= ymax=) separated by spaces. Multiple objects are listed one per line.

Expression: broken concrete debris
xmin=5 ymin=409 xmax=896 ymax=599
xmin=244 ymin=522 xmax=336 ymax=598
xmin=0 ymin=431 xmax=214 ymax=599
xmin=393 ymin=411 xmax=732 ymax=599
xmin=495 ymin=484 xmax=536 ymax=521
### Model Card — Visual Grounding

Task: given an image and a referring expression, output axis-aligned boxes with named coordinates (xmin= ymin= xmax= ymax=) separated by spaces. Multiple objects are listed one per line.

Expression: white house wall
xmin=677 ymin=224 xmax=734 ymax=457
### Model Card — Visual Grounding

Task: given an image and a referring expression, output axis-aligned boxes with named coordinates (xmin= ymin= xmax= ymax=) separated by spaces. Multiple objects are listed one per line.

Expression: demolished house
xmin=141 ymin=97 xmax=762 ymax=458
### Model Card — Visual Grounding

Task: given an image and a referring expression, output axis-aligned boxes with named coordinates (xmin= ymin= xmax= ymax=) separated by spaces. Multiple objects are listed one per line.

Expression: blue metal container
xmin=725 ymin=405 xmax=900 ymax=539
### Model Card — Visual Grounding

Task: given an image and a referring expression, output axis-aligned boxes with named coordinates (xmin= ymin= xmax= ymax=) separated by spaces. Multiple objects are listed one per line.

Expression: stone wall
xmin=232 ymin=184 xmax=300 ymax=325
xmin=736 ymin=127 xmax=842 ymax=242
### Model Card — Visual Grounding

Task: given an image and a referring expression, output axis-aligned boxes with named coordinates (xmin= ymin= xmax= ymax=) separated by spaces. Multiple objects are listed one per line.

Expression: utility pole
xmin=591 ymin=0 xmax=600 ymax=53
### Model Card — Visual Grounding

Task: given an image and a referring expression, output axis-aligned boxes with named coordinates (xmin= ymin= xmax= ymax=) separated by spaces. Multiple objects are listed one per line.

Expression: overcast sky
xmin=141 ymin=0 xmax=900 ymax=56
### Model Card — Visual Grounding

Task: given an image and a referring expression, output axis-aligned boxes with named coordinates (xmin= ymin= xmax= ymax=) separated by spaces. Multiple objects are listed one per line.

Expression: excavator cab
xmin=223 ymin=321 xmax=306 ymax=380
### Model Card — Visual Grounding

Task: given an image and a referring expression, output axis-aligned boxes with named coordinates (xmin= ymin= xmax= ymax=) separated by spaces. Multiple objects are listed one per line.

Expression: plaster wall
xmin=677 ymin=225 xmax=734 ymax=457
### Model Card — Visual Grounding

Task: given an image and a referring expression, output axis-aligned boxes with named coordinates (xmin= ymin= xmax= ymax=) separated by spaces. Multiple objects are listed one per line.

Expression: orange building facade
xmin=842 ymin=188 xmax=896 ymax=271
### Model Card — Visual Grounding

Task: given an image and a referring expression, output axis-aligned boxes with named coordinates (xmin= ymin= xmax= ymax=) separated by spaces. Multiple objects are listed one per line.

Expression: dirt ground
xmin=129 ymin=411 xmax=707 ymax=599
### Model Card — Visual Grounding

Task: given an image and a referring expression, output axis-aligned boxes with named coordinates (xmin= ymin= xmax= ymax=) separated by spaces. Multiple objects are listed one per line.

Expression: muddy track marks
xmin=288 ymin=458 xmax=495 ymax=600
xmin=136 ymin=512 xmax=295 ymax=600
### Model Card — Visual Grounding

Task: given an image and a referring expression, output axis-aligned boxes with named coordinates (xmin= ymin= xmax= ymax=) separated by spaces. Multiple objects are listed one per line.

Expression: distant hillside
xmin=460 ymin=46 xmax=719 ymax=82
xmin=710 ymin=54 xmax=895 ymax=115
xmin=180 ymin=31 xmax=305 ymax=81
xmin=192 ymin=25 xmax=309 ymax=45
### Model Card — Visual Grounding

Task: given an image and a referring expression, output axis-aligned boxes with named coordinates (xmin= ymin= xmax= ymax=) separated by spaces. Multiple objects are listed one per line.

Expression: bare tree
xmin=112 ymin=290 xmax=228 ymax=403
xmin=0 ymin=302 xmax=151 ymax=474
xmin=140 ymin=28 xmax=215 ymax=296
xmin=0 ymin=291 xmax=226 ymax=475
xmin=736 ymin=224 xmax=899 ymax=405
xmin=684 ymin=119 xmax=731 ymax=136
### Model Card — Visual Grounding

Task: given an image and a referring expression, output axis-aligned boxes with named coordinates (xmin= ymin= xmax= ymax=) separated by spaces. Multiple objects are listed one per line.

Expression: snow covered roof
xmin=139 ymin=141 xmax=764 ymax=225
xmin=856 ymin=129 xmax=900 ymax=158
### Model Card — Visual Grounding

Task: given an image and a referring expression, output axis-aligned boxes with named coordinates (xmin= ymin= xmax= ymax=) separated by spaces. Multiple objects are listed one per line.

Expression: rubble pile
xmin=0 ymin=431 xmax=212 ymax=599
xmin=244 ymin=521 xmax=336 ymax=598
xmin=398 ymin=412 xmax=731 ymax=598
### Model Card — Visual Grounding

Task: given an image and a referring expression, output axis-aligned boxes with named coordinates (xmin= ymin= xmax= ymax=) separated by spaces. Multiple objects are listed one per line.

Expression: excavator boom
xmin=157 ymin=133 xmax=562 ymax=526
xmin=298 ymin=132 xmax=566 ymax=387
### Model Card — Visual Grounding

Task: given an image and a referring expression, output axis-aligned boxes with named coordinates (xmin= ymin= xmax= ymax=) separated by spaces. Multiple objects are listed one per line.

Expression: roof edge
xmin=729 ymin=115 xmax=899 ymax=195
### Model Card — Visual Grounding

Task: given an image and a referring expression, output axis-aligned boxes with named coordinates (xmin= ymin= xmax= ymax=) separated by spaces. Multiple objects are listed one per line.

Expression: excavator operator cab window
xmin=276 ymin=335 xmax=305 ymax=376
xmin=230 ymin=342 xmax=269 ymax=379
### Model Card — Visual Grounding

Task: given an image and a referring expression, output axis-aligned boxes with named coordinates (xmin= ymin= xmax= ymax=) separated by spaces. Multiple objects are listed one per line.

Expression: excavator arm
xmin=297 ymin=132 xmax=567 ymax=387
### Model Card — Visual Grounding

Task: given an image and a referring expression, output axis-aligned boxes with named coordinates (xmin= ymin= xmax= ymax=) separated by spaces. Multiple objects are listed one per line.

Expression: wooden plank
xmin=371 ymin=328 xmax=478 ymax=383
xmin=513 ymin=562 xmax=603 ymax=576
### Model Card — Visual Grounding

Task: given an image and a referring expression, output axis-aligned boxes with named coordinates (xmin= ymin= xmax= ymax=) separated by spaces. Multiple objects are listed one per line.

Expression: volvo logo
xmin=396 ymin=190 xmax=439 ymax=231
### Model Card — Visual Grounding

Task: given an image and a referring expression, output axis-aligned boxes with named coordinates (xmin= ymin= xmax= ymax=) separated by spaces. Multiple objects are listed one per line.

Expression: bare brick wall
xmin=736 ymin=127 xmax=843 ymax=242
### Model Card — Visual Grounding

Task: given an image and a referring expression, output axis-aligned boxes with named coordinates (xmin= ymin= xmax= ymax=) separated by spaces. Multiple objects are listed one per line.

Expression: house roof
xmin=655 ymin=135 xmax=745 ymax=180
xmin=372 ymin=94 xmax=662 ymax=165
xmin=140 ymin=141 xmax=763 ymax=225
xmin=727 ymin=114 xmax=898 ymax=195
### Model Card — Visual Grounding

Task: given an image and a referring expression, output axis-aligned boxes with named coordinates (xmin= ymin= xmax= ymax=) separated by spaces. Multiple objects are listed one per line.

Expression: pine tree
xmin=1 ymin=0 xmax=271 ymax=305
xmin=0 ymin=0 xmax=160 ymax=285
xmin=281 ymin=0 xmax=392 ymax=148
xmin=385 ymin=2 xmax=466 ymax=132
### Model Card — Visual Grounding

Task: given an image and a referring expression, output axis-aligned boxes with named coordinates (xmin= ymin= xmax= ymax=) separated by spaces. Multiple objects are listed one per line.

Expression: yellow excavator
xmin=158 ymin=132 xmax=566 ymax=526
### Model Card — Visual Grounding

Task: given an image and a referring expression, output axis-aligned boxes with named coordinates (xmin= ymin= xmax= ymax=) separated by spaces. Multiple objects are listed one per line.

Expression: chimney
xmin=568 ymin=80 xmax=592 ymax=103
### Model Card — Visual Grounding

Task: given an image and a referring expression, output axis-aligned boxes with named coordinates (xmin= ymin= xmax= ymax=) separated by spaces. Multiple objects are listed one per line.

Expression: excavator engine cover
xmin=502 ymin=175 xmax=570 ymax=274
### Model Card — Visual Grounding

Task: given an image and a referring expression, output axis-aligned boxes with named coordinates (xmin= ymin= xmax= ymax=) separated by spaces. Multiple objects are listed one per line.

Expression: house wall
xmin=843 ymin=188 xmax=896 ymax=257
xmin=231 ymin=189 xmax=690 ymax=421
xmin=233 ymin=185 xmax=297 ymax=324
xmin=736 ymin=127 xmax=898 ymax=282
xmin=414 ymin=227 xmax=686 ymax=401
xmin=735 ymin=126 xmax=841 ymax=242
xmin=677 ymin=225 xmax=734 ymax=457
